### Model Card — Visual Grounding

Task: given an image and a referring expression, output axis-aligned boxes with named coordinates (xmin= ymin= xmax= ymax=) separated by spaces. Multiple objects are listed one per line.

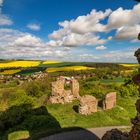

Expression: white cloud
xmin=48 ymin=3 xmax=140 ymax=47
xmin=115 ymin=25 xmax=140 ymax=40
xmin=107 ymin=4 xmax=140 ymax=29
xmin=96 ymin=45 xmax=107 ymax=50
xmin=0 ymin=14 xmax=13 ymax=25
xmin=103 ymin=50 xmax=136 ymax=62
xmin=0 ymin=28 xmax=70 ymax=60
xmin=58 ymin=9 xmax=112 ymax=34
xmin=0 ymin=3 xmax=139 ymax=62
xmin=48 ymin=9 xmax=112 ymax=47
xmin=108 ymin=36 xmax=113 ymax=40
xmin=62 ymin=33 xmax=106 ymax=47
xmin=27 ymin=23 xmax=41 ymax=31
xmin=48 ymin=33 xmax=106 ymax=47
xmin=0 ymin=0 xmax=13 ymax=26
xmin=0 ymin=0 xmax=3 ymax=6
xmin=48 ymin=28 xmax=68 ymax=40
xmin=79 ymin=49 xmax=137 ymax=63
xmin=13 ymin=34 xmax=44 ymax=47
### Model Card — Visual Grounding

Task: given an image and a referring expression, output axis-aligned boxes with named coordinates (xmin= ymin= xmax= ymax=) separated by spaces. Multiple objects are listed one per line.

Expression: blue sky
xmin=0 ymin=0 xmax=140 ymax=62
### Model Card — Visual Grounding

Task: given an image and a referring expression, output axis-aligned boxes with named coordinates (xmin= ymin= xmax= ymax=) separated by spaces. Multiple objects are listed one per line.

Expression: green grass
xmin=4 ymin=97 xmax=136 ymax=140
xmin=100 ymin=77 xmax=125 ymax=84
xmin=47 ymin=97 xmax=136 ymax=128
xmin=8 ymin=131 xmax=29 ymax=140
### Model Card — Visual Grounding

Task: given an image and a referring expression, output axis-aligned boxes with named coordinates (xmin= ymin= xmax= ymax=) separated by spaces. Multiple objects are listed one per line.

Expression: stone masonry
xmin=103 ymin=92 xmax=116 ymax=110
xmin=49 ymin=76 xmax=79 ymax=104
xmin=71 ymin=78 xmax=79 ymax=98
xmin=79 ymin=95 xmax=98 ymax=115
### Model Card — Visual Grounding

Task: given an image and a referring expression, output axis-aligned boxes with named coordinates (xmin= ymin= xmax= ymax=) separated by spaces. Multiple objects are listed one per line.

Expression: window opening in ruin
xmin=64 ymin=81 xmax=71 ymax=90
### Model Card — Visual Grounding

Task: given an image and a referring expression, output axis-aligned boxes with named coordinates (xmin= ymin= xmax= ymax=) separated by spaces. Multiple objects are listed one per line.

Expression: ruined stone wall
xmin=103 ymin=92 xmax=116 ymax=110
xmin=71 ymin=78 xmax=79 ymax=98
xmin=49 ymin=76 xmax=79 ymax=104
xmin=51 ymin=79 xmax=65 ymax=96
xmin=79 ymin=95 xmax=98 ymax=115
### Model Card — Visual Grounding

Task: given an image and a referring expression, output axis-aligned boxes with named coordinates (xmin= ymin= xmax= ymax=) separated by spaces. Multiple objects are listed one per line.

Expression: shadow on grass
xmin=73 ymin=105 xmax=79 ymax=113
xmin=0 ymin=103 xmax=100 ymax=140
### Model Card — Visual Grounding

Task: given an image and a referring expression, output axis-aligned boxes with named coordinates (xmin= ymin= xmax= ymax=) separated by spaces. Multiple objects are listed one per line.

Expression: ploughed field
xmin=0 ymin=60 xmax=138 ymax=75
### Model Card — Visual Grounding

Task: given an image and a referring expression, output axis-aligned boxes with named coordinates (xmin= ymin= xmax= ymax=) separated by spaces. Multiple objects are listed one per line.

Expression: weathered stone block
xmin=103 ymin=92 xmax=116 ymax=110
xmin=79 ymin=95 xmax=98 ymax=115
xmin=71 ymin=78 xmax=79 ymax=98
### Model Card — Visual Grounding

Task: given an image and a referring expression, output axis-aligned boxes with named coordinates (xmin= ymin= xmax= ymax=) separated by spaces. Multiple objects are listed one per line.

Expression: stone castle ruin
xmin=49 ymin=76 xmax=80 ymax=104
xmin=49 ymin=76 xmax=116 ymax=115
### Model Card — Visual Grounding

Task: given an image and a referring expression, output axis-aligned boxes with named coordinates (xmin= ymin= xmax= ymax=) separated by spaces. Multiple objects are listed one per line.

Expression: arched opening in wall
xmin=64 ymin=80 xmax=72 ymax=90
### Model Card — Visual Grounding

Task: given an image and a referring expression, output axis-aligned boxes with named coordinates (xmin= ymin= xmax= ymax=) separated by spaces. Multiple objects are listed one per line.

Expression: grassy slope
xmin=5 ymin=97 xmax=137 ymax=140
xmin=47 ymin=97 xmax=136 ymax=128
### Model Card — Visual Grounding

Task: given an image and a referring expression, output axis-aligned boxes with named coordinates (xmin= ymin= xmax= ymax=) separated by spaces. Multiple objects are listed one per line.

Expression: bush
xmin=119 ymin=84 xmax=139 ymax=97
xmin=24 ymin=80 xmax=51 ymax=98
xmin=24 ymin=82 xmax=42 ymax=97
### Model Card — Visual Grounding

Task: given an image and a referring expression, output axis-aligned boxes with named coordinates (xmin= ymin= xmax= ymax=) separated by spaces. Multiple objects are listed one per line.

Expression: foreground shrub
xmin=119 ymin=84 xmax=139 ymax=97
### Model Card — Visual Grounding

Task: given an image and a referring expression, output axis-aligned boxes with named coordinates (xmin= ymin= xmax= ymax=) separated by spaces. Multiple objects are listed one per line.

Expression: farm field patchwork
xmin=0 ymin=69 xmax=21 ymax=75
xmin=0 ymin=61 xmax=41 ymax=68
xmin=119 ymin=64 xmax=139 ymax=67
xmin=42 ymin=60 xmax=61 ymax=64
xmin=46 ymin=66 xmax=96 ymax=73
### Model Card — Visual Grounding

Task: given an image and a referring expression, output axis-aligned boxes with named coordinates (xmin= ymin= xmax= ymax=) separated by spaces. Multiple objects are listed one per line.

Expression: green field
xmin=0 ymin=97 xmax=137 ymax=140
xmin=0 ymin=61 xmax=139 ymax=139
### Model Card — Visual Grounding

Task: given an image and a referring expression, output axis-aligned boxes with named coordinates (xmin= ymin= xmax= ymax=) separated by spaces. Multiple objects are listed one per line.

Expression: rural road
xmin=40 ymin=126 xmax=130 ymax=140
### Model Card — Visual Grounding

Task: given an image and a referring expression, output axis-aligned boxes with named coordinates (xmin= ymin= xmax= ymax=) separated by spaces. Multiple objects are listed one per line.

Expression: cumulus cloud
xmin=27 ymin=23 xmax=41 ymax=31
xmin=0 ymin=14 xmax=13 ymax=25
xmin=96 ymin=45 xmax=107 ymax=50
xmin=49 ymin=28 xmax=68 ymax=40
xmin=58 ymin=9 xmax=112 ymax=34
xmin=0 ymin=28 xmax=71 ymax=60
xmin=108 ymin=36 xmax=113 ymax=40
xmin=0 ymin=3 xmax=140 ymax=62
xmin=0 ymin=0 xmax=13 ymax=26
xmin=48 ymin=9 xmax=112 ymax=47
xmin=115 ymin=25 xmax=140 ymax=40
xmin=48 ymin=3 xmax=140 ymax=47
xmin=79 ymin=49 xmax=137 ymax=63
xmin=107 ymin=4 xmax=140 ymax=29
xmin=0 ymin=0 xmax=3 ymax=6
xmin=48 ymin=33 xmax=106 ymax=47
xmin=103 ymin=50 xmax=136 ymax=62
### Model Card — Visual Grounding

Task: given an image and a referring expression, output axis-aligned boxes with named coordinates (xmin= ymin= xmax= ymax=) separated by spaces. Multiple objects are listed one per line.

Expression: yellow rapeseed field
xmin=119 ymin=64 xmax=139 ymax=67
xmin=46 ymin=66 xmax=95 ymax=73
xmin=121 ymin=70 xmax=135 ymax=74
xmin=0 ymin=61 xmax=40 ymax=68
xmin=42 ymin=61 xmax=61 ymax=64
xmin=0 ymin=69 xmax=21 ymax=75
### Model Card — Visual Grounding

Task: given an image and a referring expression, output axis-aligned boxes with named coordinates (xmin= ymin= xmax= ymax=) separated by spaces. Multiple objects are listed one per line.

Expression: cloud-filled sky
xmin=0 ymin=0 xmax=140 ymax=62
